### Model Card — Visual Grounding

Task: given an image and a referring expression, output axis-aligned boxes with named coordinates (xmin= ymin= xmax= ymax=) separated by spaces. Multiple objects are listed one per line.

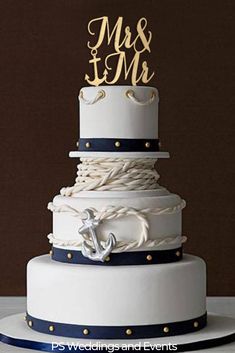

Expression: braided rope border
xmin=60 ymin=158 xmax=161 ymax=196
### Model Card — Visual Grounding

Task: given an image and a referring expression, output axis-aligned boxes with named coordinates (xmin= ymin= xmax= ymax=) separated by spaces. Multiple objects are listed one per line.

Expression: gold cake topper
xmin=85 ymin=17 xmax=154 ymax=86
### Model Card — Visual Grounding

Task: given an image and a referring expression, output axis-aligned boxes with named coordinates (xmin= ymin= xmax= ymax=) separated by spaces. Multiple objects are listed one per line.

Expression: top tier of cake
xmin=70 ymin=85 xmax=169 ymax=158
xmin=80 ymin=85 xmax=158 ymax=139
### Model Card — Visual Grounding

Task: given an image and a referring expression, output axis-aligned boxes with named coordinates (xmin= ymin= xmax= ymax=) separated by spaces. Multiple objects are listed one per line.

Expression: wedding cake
xmin=25 ymin=84 xmax=207 ymax=339
xmin=20 ymin=16 xmax=208 ymax=342
xmin=1 ymin=15 xmax=234 ymax=353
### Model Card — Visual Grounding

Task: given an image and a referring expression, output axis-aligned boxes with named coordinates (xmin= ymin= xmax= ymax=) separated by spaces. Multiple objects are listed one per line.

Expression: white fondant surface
xmin=79 ymin=86 xmax=159 ymax=140
xmin=69 ymin=151 xmax=170 ymax=158
xmin=27 ymin=254 xmax=206 ymax=326
xmin=51 ymin=191 xmax=183 ymax=251
xmin=1 ymin=313 xmax=235 ymax=348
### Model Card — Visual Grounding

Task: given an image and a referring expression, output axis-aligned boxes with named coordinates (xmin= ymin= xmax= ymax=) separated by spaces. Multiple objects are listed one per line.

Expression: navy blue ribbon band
xmin=1 ymin=331 xmax=235 ymax=352
xmin=25 ymin=313 xmax=207 ymax=340
xmin=51 ymin=246 xmax=183 ymax=266
xmin=78 ymin=138 xmax=160 ymax=152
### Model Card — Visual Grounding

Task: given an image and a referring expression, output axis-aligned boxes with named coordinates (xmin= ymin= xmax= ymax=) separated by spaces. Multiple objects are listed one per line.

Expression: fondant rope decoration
xmin=126 ymin=89 xmax=158 ymax=105
xmin=79 ymin=89 xmax=105 ymax=105
xmin=47 ymin=200 xmax=186 ymax=252
xmin=48 ymin=233 xmax=187 ymax=252
xmin=60 ymin=158 xmax=161 ymax=196
xmin=79 ymin=88 xmax=158 ymax=106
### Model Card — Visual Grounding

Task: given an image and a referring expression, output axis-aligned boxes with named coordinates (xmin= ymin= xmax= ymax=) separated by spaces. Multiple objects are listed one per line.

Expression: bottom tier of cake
xmin=26 ymin=254 xmax=206 ymax=339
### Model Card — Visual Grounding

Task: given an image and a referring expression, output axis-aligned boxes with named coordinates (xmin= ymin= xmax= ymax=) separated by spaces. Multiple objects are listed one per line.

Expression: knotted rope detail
xmin=79 ymin=89 xmax=105 ymax=105
xmin=126 ymin=89 xmax=158 ymax=105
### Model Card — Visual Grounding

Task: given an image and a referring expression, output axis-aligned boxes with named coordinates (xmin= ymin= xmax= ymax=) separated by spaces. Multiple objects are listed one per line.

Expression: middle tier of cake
xmin=49 ymin=189 xmax=185 ymax=252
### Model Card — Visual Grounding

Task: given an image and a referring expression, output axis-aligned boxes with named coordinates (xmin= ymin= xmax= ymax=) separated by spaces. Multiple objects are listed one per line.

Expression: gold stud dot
xmin=28 ymin=320 xmax=33 ymax=327
xmin=115 ymin=141 xmax=121 ymax=148
xmin=125 ymin=89 xmax=134 ymax=98
xmin=145 ymin=142 xmax=151 ymax=148
xmin=175 ymin=251 xmax=181 ymax=257
xmin=99 ymin=89 xmax=106 ymax=99
xmin=76 ymin=141 xmax=80 ymax=147
xmin=163 ymin=326 xmax=169 ymax=333
xmin=105 ymin=256 xmax=110 ymax=262
xmin=49 ymin=325 xmax=55 ymax=332
xmin=146 ymin=254 xmax=153 ymax=261
xmin=194 ymin=321 xmax=199 ymax=328
xmin=83 ymin=328 xmax=89 ymax=335
xmin=85 ymin=142 xmax=91 ymax=148
xmin=125 ymin=328 xmax=132 ymax=336
xmin=49 ymin=250 xmax=53 ymax=256
xmin=67 ymin=253 xmax=73 ymax=260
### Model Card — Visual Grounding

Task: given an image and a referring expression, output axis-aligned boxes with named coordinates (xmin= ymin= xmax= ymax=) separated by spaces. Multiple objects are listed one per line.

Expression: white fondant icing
xmin=50 ymin=191 xmax=184 ymax=251
xmin=27 ymin=254 xmax=206 ymax=326
xmin=69 ymin=151 xmax=170 ymax=159
xmin=79 ymin=86 xmax=159 ymax=140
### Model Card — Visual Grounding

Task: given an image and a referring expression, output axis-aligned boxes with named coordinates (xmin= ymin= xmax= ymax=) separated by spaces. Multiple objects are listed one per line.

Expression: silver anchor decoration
xmin=79 ymin=209 xmax=116 ymax=262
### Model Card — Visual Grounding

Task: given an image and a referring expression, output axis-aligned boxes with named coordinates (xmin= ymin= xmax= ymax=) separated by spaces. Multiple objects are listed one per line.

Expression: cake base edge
xmin=0 ymin=313 xmax=235 ymax=352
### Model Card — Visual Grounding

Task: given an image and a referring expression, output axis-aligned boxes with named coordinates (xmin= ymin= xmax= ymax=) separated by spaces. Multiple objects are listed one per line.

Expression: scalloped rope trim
xmin=126 ymin=89 xmax=158 ymax=106
xmin=78 ymin=89 xmax=158 ymax=106
xmin=60 ymin=158 xmax=161 ymax=196
xmin=47 ymin=200 xmax=186 ymax=252
xmin=79 ymin=89 xmax=105 ymax=105
xmin=48 ymin=233 xmax=187 ymax=253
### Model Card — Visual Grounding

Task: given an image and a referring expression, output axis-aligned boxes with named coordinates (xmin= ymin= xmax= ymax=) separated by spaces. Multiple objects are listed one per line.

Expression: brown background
xmin=0 ymin=0 xmax=234 ymax=296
